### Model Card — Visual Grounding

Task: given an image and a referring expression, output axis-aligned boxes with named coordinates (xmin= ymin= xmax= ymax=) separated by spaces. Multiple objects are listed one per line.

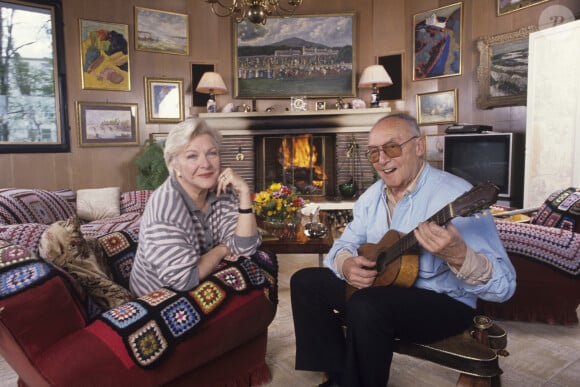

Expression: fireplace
xmin=255 ymin=134 xmax=336 ymax=198
xmin=199 ymin=108 xmax=389 ymax=202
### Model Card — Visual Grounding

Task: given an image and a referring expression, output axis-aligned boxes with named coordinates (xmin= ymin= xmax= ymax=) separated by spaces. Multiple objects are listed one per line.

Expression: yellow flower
xmin=253 ymin=183 xmax=307 ymax=221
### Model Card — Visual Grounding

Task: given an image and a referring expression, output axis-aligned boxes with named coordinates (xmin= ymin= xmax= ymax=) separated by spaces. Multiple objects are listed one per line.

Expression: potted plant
xmin=134 ymin=139 xmax=168 ymax=189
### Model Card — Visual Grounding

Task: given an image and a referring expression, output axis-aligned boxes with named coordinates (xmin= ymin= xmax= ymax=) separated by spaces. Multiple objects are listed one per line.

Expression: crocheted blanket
xmin=0 ymin=237 xmax=278 ymax=369
xmin=96 ymin=250 xmax=277 ymax=368
xmin=495 ymin=220 xmax=580 ymax=276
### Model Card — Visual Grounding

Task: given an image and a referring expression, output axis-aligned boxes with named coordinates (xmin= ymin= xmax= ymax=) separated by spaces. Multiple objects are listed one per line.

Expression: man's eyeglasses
xmin=365 ymin=136 xmax=419 ymax=163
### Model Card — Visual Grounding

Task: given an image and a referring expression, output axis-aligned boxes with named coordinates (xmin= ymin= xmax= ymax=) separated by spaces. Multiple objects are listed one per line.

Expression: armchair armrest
xmin=0 ymin=258 xmax=89 ymax=364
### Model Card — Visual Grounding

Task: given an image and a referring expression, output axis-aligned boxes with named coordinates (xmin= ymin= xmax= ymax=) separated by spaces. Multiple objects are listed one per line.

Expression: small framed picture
xmin=149 ymin=132 xmax=169 ymax=147
xmin=144 ymin=77 xmax=184 ymax=123
xmin=135 ymin=7 xmax=189 ymax=55
xmin=425 ymin=134 xmax=445 ymax=162
xmin=316 ymin=101 xmax=326 ymax=111
xmin=291 ymin=96 xmax=308 ymax=112
xmin=416 ymin=89 xmax=458 ymax=126
xmin=76 ymin=102 xmax=139 ymax=147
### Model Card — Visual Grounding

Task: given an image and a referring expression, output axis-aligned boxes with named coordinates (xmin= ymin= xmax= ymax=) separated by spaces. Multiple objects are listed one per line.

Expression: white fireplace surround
xmin=197 ymin=108 xmax=390 ymax=209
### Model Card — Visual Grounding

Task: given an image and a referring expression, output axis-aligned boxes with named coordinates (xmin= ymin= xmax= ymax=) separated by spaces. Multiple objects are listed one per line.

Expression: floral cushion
xmin=0 ymin=188 xmax=76 ymax=225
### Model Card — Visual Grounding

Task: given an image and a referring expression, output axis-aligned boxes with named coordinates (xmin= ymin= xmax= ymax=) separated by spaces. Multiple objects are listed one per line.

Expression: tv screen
xmin=443 ymin=133 xmax=523 ymax=207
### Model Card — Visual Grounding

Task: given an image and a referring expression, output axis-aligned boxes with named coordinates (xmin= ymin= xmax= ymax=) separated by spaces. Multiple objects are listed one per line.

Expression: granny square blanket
xmin=495 ymin=220 xmax=580 ymax=276
xmin=96 ymin=250 xmax=277 ymax=368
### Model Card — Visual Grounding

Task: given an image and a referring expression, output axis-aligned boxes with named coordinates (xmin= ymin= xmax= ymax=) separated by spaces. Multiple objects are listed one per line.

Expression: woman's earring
xmin=176 ymin=170 xmax=182 ymax=178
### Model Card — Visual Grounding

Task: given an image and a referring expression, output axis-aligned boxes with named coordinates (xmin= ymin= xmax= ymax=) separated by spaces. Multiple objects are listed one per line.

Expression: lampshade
xmin=196 ymin=72 xmax=228 ymax=94
xmin=358 ymin=65 xmax=393 ymax=89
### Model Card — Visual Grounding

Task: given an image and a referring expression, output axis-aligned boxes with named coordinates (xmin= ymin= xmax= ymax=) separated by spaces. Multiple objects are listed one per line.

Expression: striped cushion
xmin=120 ymin=190 xmax=152 ymax=214
xmin=0 ymin=189 xmax=76 ymax=225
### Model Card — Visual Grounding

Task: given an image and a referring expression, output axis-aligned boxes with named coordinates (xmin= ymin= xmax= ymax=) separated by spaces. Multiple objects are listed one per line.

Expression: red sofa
xmin=0 ymin=189 xmax=278 ymax=386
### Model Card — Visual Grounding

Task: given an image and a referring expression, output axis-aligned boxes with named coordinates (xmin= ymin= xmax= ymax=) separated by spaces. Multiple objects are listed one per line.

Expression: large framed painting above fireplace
xmin=233 ymin=13 xmax=356 ymax=99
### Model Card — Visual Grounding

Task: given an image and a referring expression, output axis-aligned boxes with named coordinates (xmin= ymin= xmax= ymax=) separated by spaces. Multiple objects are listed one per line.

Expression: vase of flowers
xmin=253 ymin=183 xmax=306 ymax=239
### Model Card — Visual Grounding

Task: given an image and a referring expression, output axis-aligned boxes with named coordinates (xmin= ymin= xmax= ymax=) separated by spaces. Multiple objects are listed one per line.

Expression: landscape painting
xmin=234 ymin=13 xmax=355 ymax=98
xmin=135 ymin=7 xmax=189 ymax=55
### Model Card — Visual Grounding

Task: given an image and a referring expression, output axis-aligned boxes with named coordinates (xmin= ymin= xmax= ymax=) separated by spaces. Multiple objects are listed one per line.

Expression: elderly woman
xmin=130 ymin=119 xmax=260 ymax=296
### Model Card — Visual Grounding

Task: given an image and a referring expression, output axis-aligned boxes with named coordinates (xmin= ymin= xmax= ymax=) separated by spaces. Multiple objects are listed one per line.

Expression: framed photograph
xmin=498 ymin=0 xmax=550 ymax=16
xmin=413 ymin=2 xmax=462 ymax=81
xmin=79 ymin=19 xmax=130 ymax=91
xmin=416 ymin=89 xmax=458 ymax=126
xmin=149 ymin=132 xmax=169 ymax=147
xmin=135 ymin=7 xmax=189 ymax=55
xmin=191 ymin=63 xmax=215 ymax=107
xmin=0 ymin=0 xmax=70 ymax=154
xmin=144 ymin=77 xmax=184 ymax=123
xmin=76 ymin=102 xmax=139 ymax=147
xmin=378 ymin=52 xmax=404 ymax=101
xmin=476 ymin=26 xmax=538 ymax=109
xmin=234 ymin=13 xmax=356 ymax=98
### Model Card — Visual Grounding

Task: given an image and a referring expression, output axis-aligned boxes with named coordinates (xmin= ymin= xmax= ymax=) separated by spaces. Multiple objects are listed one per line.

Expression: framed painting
xmin=79 ymin=19 xmax=130 ymax=91
xmin=498 ymin=0 xmax=550 ymax=16
xmin=476 ymin=25 xmax=538 ymax=109
xmin=413 ymin=2 xmax=462 ymax=81
xmin=416 ymin=89 xmax=458 ymax=126
xmin=144 ymin=77 xmax=184 ymax=123
xmin=135 ymin=7 xmax=189 ymax=55
xmin=191 ymin=63 xmax=215 ymax=107
xmin=378 ymin=52 xmax=404 ymax=101
xmin=234 ymin=13 xmax=356 ymax=99
xmin=149 ymin=132 xmax=169 ymax=147
xmin=76 ymin=102 xmax=139 ymax=147
xmin=425 ymin=134 xmax=445 ymax=162
xmin=0 ymin=0 xmax=70 ymax=154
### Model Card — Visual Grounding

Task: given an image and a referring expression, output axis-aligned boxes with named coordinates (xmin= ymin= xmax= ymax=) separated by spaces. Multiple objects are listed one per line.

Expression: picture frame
xmin=149 ymin=132 xmax=169 ymax=147
xmin=191 ymin=63 xmax=215 ymax=107
xmin=234 ymin=13 xmax=356 ymax=98
xmin=416 ymin=89 xmax=458 ymax=126
xmin=135 ymin=7 xmax=189 ymax=55
xmin=144 ymin=77 xmax=185 ymax=123
xmin=424 ymin=134 xmax=445 ymax=162
xmin=497 ymin=0 xmax=550 ymax=16
xmin=413 ymin=2 xmax=462 ymax=81
xmin=476 ymin=25 xmax=538 ymax=109
xmin=378 ymin=52 xmax=404 ymax=101
xmin=76 ymin=102 xmax=139 ymax=147
xmin=0 ymin=0 xmax=70 ymax=154
xmin=79 ymin=19 xmax=130 ymax=91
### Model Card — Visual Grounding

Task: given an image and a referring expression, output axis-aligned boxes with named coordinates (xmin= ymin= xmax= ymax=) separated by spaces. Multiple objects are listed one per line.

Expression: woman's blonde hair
xmin=163 ymin=118 xmax=223 ymax=175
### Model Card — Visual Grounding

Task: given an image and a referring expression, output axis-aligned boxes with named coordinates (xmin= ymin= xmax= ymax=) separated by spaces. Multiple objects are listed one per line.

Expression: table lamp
xmin=196 ymin=72 xmax=227 ymax=113
xmin=358 ymin=65 xmax=393 ymax=107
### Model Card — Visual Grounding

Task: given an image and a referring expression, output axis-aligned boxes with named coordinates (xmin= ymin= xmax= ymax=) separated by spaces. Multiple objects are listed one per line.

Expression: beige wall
xmin=0 ymin=0 xmax=577 ymax=191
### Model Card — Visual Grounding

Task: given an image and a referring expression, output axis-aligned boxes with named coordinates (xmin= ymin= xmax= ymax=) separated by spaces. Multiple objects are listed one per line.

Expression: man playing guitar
xmin=290 ymin=113 xmax=516 ymax=387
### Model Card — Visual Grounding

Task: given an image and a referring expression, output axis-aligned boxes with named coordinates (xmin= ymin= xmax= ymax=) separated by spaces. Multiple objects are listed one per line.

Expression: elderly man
xmin=291 ymin=113 xmax=516 ymax=386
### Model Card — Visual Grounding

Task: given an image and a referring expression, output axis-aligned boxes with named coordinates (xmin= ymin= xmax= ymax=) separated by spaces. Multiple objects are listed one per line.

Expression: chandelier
xmin=203 ymin=0 xmax=303 ymax=25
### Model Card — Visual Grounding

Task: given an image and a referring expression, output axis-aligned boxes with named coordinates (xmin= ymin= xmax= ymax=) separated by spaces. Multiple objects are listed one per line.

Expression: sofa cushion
xmin=79 ymin=212 xmax=141 ymax=239
xmin=0 ymin=223 xmax=49 ymax=254
xmin=76 ymin=187 xmax=121 ymax=221
xmin=531 ymin=187 xmax=580 ymax=233
xmin=495 ymin=219 xmax=580 ymax=276
xmin=120 ymin=190 xmax=152 ymax=214
xmin=0 ymin=188 xmax=76 ymax=225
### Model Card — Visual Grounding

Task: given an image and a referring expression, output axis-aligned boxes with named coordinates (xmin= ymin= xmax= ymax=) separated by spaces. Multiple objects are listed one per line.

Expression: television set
xmin=443 ymin=132 xmax=525 ymax=208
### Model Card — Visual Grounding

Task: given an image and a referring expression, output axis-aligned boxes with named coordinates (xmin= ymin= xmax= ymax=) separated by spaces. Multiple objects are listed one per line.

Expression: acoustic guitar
xmin=345 ymin=182 xmax=499 ymax=300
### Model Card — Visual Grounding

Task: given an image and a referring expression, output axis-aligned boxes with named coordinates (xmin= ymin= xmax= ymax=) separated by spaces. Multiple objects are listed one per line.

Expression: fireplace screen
xmin=255 ymin=134 xmax=336 ymax=198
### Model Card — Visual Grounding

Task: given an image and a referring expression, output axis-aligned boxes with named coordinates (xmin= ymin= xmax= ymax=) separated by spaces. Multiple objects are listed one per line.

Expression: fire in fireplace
xmin=255 ymin=134 xmax=336 ymax=199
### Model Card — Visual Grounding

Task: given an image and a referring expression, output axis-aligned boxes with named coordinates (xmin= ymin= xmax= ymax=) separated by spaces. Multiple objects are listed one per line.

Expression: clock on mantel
xmin=196 ymin=108 xmax=390 ymax=135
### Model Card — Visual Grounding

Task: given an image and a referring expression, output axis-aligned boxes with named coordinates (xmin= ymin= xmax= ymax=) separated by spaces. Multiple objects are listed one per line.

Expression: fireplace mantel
xmin=197 ymin=108 xmax=390 ymax=135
